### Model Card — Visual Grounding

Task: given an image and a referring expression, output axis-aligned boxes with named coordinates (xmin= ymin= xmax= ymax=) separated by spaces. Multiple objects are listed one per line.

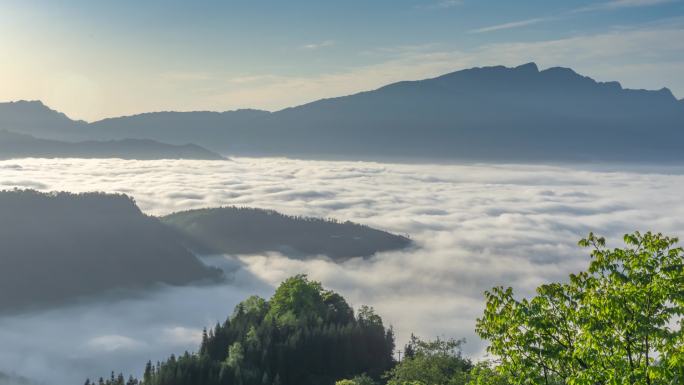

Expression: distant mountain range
xmin=0 ymin=130 xmax=223 ymax=160
xmin=2 ymin=63 xmax=683 ymax=161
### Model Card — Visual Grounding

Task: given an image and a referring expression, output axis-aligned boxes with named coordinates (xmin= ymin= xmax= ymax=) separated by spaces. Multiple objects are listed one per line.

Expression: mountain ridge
xmin=2 ymin=63 xmax=682 ymax=161
xmin=0 ymin=130 xmax=224 ymax=160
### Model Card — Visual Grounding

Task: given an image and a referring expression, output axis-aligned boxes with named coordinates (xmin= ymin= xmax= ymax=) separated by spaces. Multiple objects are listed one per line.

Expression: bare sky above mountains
xmin=1 ymin=157 xmax=684 ymax=384
xmin=1 ymin=1 xmax=683 ymax=121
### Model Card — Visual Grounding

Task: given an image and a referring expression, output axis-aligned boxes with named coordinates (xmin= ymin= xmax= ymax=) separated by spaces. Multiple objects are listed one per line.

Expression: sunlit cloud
xmin=86 ymin=335 xmax=145 ymax=352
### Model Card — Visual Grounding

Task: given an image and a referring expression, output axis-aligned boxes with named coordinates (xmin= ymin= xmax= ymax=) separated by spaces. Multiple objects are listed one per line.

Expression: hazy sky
xmin=1 ymin=0 xmax=683 ymax=121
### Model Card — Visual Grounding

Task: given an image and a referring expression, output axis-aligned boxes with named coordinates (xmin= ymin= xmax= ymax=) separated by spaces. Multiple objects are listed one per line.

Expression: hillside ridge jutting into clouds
xmin=0 ymin=189 xmax=409 ymax=314
xmin=2 ymin=63 xmax=683 ymax=162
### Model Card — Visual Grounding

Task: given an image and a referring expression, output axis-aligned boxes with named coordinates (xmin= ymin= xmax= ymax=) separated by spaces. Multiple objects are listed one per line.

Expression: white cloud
xmin=86 ymin=335 xmax=145 ymax=352
xmin=419 ymin=0 xmax=463 ymax=9
xmin=300 ymin=40 xmax=335 ymax=50
xmin=162 ymin=326 xmax=204 ymax=346
xmin=468 ymin=17 xmax=551 ymax=33
xmin=467 ymin=0 xmax=675 ymax=35
xmin=1 ymin=158 xmax=684 ymax=384
xmin=573 ymin=0 xmax=675 ymax=12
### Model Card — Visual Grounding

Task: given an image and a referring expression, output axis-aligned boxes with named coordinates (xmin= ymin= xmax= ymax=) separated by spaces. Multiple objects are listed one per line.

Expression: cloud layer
xmin=1 ymin=157 xmax=684 ymax=384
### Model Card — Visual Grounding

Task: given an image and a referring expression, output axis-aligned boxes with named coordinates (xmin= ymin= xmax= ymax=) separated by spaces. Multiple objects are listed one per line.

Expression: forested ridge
xmin=0 ymin=190 xmax=409 ymax=313
xmin=162 ymin=207 xmax=411 ymax=260
xmin=0 ymin=189 xmax=221 ymax=312
xmin=90 ymin=275 xmax=396 ymax=385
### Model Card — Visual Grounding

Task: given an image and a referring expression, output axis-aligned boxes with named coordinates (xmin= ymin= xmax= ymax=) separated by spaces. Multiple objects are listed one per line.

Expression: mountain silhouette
xmin=2 ymin=63 xmax=683 ymax=161
xmin=0 ymin=100 xmax=87 ymax=141
xmin=0 ymin=130 xmax=224 ymax=160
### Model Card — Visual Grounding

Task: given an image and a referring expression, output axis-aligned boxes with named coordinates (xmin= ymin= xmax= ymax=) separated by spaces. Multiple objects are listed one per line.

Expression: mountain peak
xmin=6 ymin=99 xmax=48 ymax=109
xmin=515 ymin=62 xmax=539 ymax=72
xmin=0 ymin=99 xmax=84 ymax=123
xmin=658 ymin=87 xmax=675 ymax=99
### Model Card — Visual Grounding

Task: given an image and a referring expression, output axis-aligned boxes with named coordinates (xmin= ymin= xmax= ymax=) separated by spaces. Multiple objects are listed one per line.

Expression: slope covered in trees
xmin=0 ymin=190 xmax=222 ymax=312
xmin=93 ymin=275 xmax=396 ymax=385
xmin=162 ymin=207 xmax=411 ymax=260
xmin=92 ymin=276 xmax=512 ymax=385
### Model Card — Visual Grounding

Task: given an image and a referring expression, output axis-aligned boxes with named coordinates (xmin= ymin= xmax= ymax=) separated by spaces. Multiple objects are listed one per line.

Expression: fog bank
xmin=1 ymin=157 xmax=684 ymax=384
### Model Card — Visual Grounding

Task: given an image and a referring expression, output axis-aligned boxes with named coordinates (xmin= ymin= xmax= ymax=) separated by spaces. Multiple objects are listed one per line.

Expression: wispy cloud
xmin=423 ymin=0 xmax=463 ymax=9
xmin=300 ymin=40 xmax=335 ymax=50
xmin=573 ymin=0 xmax=675 ymax=12
xmin=469 ymin=0 xmax=674 ymax=34
xmin=468 ymin=17 xmax=551 ymax=33
xmin=430 ymin=0 xmax=463 ymax=9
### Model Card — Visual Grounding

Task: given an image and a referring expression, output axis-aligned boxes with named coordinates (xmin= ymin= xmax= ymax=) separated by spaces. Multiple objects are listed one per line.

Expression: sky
xmin=1 ymin=0 xmax=683 ymax=121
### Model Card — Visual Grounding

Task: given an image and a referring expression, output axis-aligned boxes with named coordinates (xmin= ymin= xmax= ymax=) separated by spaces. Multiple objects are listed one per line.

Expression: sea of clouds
xmin=1 ymin=157 xmax=684 ymax=384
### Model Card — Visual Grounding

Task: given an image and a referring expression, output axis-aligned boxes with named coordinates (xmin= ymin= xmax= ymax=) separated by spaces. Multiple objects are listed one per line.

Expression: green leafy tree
xmin=476 ymin=231 xmax=684 ymax=385
xmin=465 ymin=362 xmax=511 ymax=385
xmin=385 ymin=335 xmax=472 ymax=385
xmin=267 ymin=274 xmax=327 ymax=325
xmin=335 ymin=380 xmax=357 ymax=385
xmin=335 ymin=374 xmax=376 ymax=385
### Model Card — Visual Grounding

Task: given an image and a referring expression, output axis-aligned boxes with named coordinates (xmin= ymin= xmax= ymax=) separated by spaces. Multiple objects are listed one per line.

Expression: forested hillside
xmin=0 ymin=190 xmax=221 ymax=312
xmin=162 ymin=207 xmax=411 ymax=260
xmin=91 ymin=275 xmax=396 ymax=385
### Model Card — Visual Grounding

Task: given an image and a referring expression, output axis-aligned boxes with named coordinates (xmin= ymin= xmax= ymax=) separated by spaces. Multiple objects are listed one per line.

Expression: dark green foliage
xmin=162 ymin=207 xmax=411 ymax=260
xmin=0 ymin=189 xmax=221 ymax=312
xmin=84 ymin=372 xmax=139 ymax=385
xmin=105 ymin=275 xmax=395 ymax=385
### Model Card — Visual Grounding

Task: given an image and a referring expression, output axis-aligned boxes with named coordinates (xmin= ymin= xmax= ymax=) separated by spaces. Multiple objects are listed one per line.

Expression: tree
xmin=335 ymin=374 xmax=376 ymax=385
xmin=267 ymin=274 xmax=327 ymax=325
xmin=335 ymin=380 xmax=357 ymax=385
xmin=465 ymin=362 xmax=511 ymax=385
xmin=102 ymin=274 xmax=396 ymax=385
xmin=476 ymin=231 xmax=684 ymax=385
xmin=385 ymin=335 xmax=472 ymax=385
